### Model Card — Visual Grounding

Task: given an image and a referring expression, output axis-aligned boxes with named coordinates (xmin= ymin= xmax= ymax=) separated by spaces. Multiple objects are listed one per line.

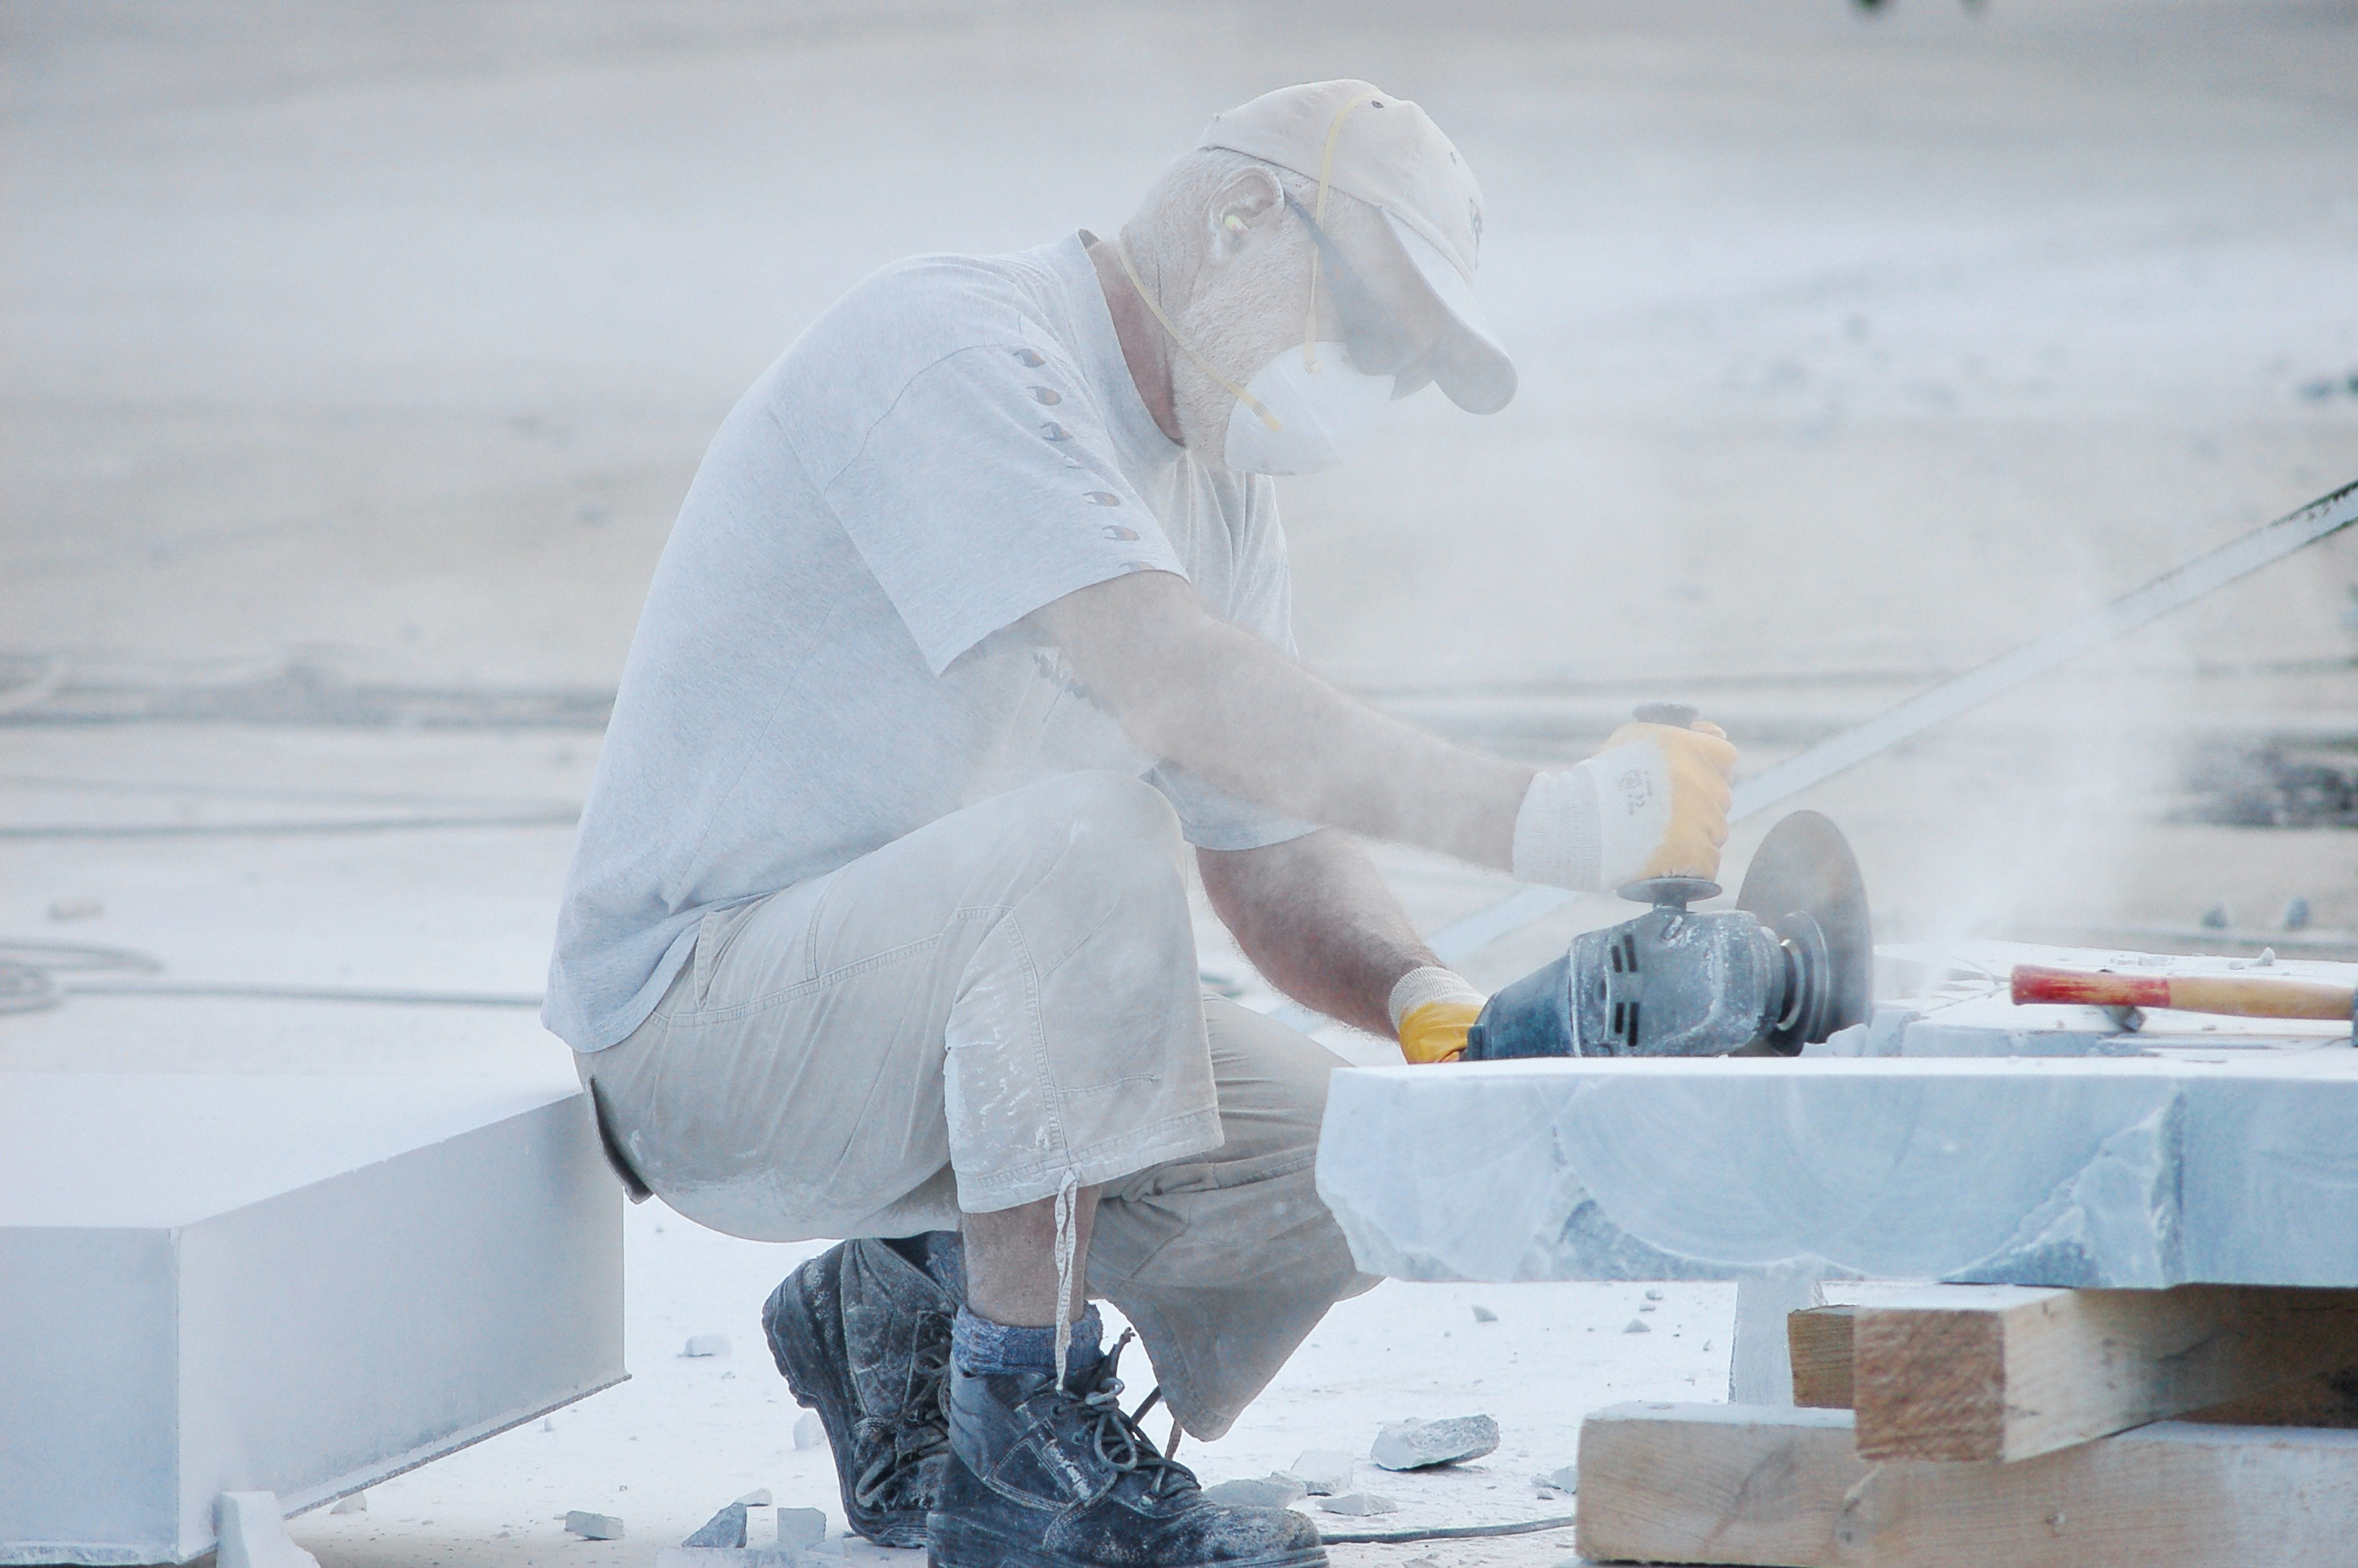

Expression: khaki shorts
xmin=577 ymin=771 xmax=1377 ymax=1436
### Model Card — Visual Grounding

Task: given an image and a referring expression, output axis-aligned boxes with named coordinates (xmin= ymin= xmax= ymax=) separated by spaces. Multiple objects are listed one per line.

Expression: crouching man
xmin=544 ymin=79 xmax=1735 ymax=1568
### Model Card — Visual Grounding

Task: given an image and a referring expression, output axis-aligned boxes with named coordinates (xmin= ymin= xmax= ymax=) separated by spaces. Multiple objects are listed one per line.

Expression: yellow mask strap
xmin=1112 ymin=236 xmax=1282 ymax=433
xmin=1303 ymin=90 xmax=1383 ymax=374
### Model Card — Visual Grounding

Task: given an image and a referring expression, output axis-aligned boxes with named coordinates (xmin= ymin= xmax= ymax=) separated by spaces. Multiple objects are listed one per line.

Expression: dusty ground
xmin=5 ymin=2 xmax=2358 ymax=1563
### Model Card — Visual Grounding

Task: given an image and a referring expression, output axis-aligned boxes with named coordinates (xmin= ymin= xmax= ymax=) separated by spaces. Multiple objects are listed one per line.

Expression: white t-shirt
xmin=545 ymin=233 xmax=1312 ymax=1051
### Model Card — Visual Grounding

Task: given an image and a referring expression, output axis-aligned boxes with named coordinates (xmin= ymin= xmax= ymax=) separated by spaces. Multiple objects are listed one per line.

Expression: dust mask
xmin=1113 ymin=240 xmax=1393 ymax=476
xmin=1219 ymin=340 xmax=1394 ymax=475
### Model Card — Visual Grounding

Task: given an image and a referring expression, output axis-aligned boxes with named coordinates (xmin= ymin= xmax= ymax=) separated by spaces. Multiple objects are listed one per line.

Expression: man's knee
xmin=1034 ymin=770 xmax=1184 ymax=871
xmin=1002 ymin=773 xmax=1189 ymax=957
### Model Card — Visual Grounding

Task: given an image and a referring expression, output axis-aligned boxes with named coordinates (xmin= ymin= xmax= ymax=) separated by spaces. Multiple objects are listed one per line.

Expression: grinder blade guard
xmin=1461 ymin=809 xmax=1873 ymax=1059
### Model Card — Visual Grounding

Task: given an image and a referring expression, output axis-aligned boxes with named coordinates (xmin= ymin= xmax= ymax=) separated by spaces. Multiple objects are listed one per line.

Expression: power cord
xmin=1317 ymin=1511 xmax=1579 ymax=1544
xmin=0 ymin=940 xmax=161 ymax=1015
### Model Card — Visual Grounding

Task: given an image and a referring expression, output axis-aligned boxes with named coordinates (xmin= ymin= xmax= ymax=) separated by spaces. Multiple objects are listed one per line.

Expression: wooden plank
xmin=1790 ymin=1305 xmax=1857 ymax=1409
xmin=1849 ymin=1284 xmax=2358 ymax=1462
xmin=1575 ymin=1401 xmax=2358 ymax=1568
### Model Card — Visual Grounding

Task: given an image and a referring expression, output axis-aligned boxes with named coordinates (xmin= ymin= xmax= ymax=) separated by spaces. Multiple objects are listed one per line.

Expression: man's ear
xmin=1208 ymin=166 xmax=1285 ymax=258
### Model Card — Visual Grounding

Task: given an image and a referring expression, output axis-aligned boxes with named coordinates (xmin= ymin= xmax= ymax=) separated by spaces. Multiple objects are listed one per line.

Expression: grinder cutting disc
xmin=1735 ymin=810 xmax=1873 ymax=1054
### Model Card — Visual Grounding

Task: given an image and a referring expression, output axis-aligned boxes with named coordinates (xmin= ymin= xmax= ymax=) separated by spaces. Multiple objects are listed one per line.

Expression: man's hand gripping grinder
xmin=1465 ymin=704 xmax=1875 ymax=1060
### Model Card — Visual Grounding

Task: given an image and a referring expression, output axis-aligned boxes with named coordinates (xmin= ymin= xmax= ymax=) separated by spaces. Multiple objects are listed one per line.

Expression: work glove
xmin=1510 ymin=719 xmax=1737 ymax=892
xmin=1390 ymin=965 xmax=1487 ymax=1065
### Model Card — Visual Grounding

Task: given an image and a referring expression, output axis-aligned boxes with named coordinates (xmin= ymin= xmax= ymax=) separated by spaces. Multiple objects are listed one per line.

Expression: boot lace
xmin=852 ymin=1307 xmax=952 ymax=1512
xmin=1067 ymin=1330 xmax=1198 ymax=1503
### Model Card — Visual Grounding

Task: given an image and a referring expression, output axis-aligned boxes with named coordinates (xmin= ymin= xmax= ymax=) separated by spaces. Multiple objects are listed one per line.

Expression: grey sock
xmin=952 ymin=1305 xmax=1103 ymax=1377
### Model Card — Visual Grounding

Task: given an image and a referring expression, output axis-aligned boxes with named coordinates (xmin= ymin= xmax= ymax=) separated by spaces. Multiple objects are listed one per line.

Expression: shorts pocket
xmin=690 ymin=897 xmax=767 ymax=1010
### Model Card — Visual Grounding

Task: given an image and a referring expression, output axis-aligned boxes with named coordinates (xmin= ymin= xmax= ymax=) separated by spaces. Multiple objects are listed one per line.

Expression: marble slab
xmin=0 ymin=1073 xmax=624 ymax=1565
xmin=1316 ymin=953 xmax=2358 ymax=1289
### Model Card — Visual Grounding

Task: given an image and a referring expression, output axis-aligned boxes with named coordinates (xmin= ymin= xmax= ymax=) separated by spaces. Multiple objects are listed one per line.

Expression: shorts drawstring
xmin=1051 ymin=1166 xmax=1081 ymax=1386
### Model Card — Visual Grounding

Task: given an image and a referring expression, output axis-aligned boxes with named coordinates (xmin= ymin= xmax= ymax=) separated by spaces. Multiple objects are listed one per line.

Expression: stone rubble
xmin=1369 ymin=1414 xmax=1500 ymax=1471
xmin=329 ymin=1492 xmax=367 ymax=1515
xmin=1200 ymin=1474 xmax=1308 ymax=1508
xmin=683 ymin=1332 xmax=733 ymax=1357
xmin=1317 ymin=1493 xmax=1401 ymax=1516
xmin=684 ymin=1502 xmax=747 ymax=1548
xmin=215 ymin=1493 xmax=322 ymax=1568
xmin=564 ymin=1510 xmax=625 ymax=1540
xmin=792 ymin=1411 xmax=826 ymax=1449
xmin=775 ymin=1506 xmax=828 ymax=1550
xmin=1469 ymin=1304 xmax=1498 ymax=1322
xmin=1290 ymin=1449 xmax=1355 ymax=1495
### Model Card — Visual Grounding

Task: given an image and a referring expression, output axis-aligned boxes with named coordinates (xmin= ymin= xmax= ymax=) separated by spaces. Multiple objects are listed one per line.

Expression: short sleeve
xmin=816 ymin=343 xmax=1184 ymax=675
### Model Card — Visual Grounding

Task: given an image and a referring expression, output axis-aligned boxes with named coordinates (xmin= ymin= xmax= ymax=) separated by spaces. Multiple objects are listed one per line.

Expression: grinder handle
xmin=1615 ymin=703 xmax=1723 ymax=908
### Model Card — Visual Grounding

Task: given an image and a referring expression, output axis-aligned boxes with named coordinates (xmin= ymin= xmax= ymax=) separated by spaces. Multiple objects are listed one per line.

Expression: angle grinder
xmin=1462 ymin=703 xmax=1874 ymax=1060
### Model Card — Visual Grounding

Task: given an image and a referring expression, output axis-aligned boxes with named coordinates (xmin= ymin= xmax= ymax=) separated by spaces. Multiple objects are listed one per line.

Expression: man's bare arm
xmin=1197 ymin=830 xmax=1435 ymax=1040
xmin=1039 ymin=571 xmax=1534 ymax=867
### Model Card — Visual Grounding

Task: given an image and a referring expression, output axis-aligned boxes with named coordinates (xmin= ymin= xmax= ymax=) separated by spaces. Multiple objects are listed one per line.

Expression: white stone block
xmin=683 ymin=1332 xmax=733 ymax=1357
xmin=566 ymin=1509 xmax=625 ymax=1539
xmin=0 ymin=1073 xmax=624 ymax=1564
xmin=1316 ymin=1035 xmax=2358 ymax=1288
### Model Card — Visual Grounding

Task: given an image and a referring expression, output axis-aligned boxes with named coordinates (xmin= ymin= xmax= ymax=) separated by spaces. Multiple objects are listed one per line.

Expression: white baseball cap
xmin=1200 ymin=79 xmax=1516 ymax=415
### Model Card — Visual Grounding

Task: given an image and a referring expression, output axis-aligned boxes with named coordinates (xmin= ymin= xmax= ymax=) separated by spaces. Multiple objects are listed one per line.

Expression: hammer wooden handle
xmin=2010 ymin=964 xmax=2355 ymax=1021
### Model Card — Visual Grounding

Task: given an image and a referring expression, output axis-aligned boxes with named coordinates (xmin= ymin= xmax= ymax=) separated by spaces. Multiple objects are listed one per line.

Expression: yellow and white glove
xmin=1390 ymin=965 xmax=1487 ymax=1065
xmin=1511 ymin=719 xmax=1737 ymax=891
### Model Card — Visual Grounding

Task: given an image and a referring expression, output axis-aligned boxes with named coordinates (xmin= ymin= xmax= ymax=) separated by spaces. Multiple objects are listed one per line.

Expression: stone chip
xmin=1317 ymin=1493 xmax=1400 ymax=1516
xmin=1290 ymin=1449 xmax=1354 ymax=1495
xmin=1370 ymin=1415 xmax=1500 ymax=1471
xmin=775 ymin=1507 xmax=827 ymax=1550
xmin=684 ymin=1502 xmax=747 ymax=1548
xmin=1200 ymin=1475 xmax=1308 ymax=1508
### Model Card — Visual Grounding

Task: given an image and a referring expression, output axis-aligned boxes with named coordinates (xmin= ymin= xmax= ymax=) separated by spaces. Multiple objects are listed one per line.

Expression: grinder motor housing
xmin=1461 ymin=809 xmax=1872 ymax=1060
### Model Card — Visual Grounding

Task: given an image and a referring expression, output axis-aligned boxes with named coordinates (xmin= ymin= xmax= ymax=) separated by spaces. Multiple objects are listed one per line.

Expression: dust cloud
xmin=5 ymin=0 xmax=2358 ymax=1024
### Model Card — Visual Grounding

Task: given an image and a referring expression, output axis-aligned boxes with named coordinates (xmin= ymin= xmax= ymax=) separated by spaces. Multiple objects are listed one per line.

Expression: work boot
xmin=929 ymin=1334 xmax=1327 ymax=1568
xmin=763 ymin=1236 xmax=961 ymax=1547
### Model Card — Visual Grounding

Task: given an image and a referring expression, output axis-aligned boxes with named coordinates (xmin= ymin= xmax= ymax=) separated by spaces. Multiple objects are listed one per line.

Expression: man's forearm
xmin=1197 ymin=830 xmax=1436 ymax=1038
xmin=1045 ymin=573 xmax=1534 ymax=866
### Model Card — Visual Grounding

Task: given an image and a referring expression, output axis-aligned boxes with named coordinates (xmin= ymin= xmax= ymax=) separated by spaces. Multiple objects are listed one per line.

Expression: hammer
xmin=2011 ymin=965 xmax=2356 ymax=1024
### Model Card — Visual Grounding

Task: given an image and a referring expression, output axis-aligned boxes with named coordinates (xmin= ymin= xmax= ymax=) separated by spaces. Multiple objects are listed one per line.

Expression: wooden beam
xmin=1848 ymin=1284 xmax=2358 ymax=1462
xmin=1576 ymin=1402 xmax=1864 ymax=1567
xmin=1575 ymin=1401 xmax=2358 ymax=1568
xmin=1789 ymin=1304 xmax=1856 ymax=1409
xmin=1792 ymin=1296 xmax=2358 ymax=1430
